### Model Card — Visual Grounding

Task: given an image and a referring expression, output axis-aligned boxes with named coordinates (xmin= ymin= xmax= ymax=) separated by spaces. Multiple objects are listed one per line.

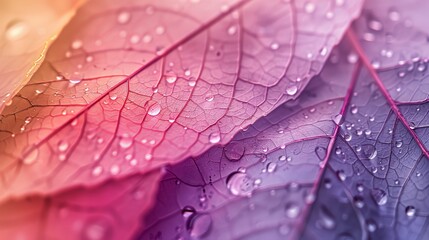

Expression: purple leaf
xmin=138 ymin=1 xmax=429 ymax=239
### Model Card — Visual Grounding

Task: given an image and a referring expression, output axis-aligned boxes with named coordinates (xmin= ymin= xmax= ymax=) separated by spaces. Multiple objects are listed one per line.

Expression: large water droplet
xmin=332 ymin=114 xmax=344 ymax=125
xmin=119 ymin=134 xmax=133 ymax=149
xmin=304 ymin=2 xmax=316 ymax=13
xmin=166 ymin=75 xmax=177 ymax=84
xmin=58 ymin=141 xmax=69 ymax=152
xmin=148 ymin=104 xmax=161 ymax=116
xmin=209 ymin=132 xmax=221 ymax=144
xmin=286 ymin=85 xmax=298 ymax=96
xmin=362 ymin=145 xmax=377 ymax=160
xmin=117 ymin=11 xmax=131 ymax=24
xmin=405 ymin=206 xmax=416 ymax=217
xmin=224 ymin=142 xmax=245 ymax=161
xmin=285 ymin=203 xmax=300 ymax=218
xmin=5 ymin=20 xmax=29 ymax=41
xmin=23 ymin=148 xmax=38 ymax=165
xmin=371 ymin=188 xmax=387 ymax=206
xmin=82 ymin=218 xmax=111 ymax=240
xmin=315 ymin=146 xmax=327 ymax=161
xmin=187 ymin=213 xmax=212 ymax=238
xmin=266 ymin=162 xmax=277 ymax=173
xmin=317 ymin=206 xmax=336 ymax=230
xmin=226 ymin=171 xmax=254 ymax=196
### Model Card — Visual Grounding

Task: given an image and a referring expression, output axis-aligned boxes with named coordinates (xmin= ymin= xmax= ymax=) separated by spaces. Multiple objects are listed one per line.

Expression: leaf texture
xmin=136 ymin=1 xmax=429 ymax=239
xmin=0 ymin=170 xmax=160 ymax=240
xmin=0 ymin=0 xmax=83 ymax=111
xmin=0 ymin=0 xmax=362 ymax=203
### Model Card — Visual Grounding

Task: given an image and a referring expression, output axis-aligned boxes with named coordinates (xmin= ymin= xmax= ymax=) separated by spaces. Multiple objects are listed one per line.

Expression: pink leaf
xmin=0 ymin=0 xmax=362 ymax=202
xmin=0 ymin=170 xmax=160 ymax=240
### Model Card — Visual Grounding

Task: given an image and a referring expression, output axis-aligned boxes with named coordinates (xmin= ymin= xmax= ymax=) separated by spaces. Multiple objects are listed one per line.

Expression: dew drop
xmin=332 ymin=114 xmax=344 ymax=125
xmin=337 ymin=170 xmax=346 ymax=181
xmin=368 ymin=20 xmax=383 ymax=31
xmin=285 ymin=203 xmax=300 ymax=218
xmin=227 ymin=25 xmax=237 ymax=35
xmin=318 ymin=206 xmax=336 ymax=230
xmin=350 ymin=105 xmax=358 ymax=114
xmin=58 ymin=141 xmax=69 ymax=152
xmin=130 ymin=34 xmax=140 ymax=44
xmin=405 ymin=206 xmax=416 ymax=217
xmin=110 ymin=165 xmax=120 ymax=175
xmin=347 ymin=53 xmax=358 ymax=63
xmin=395 ymin=140 xmax=403 ymax=148
xmin=371 ymin=188 xmax=387 ymax=206
xmin=304 ymin=2 xmax=316 ymax=13
xmin=119 ymin=134 xmax=133 ymax=149
xmin=155 ymin=26 xmax=165 ymax=35
xmin=166 ymin=75 xmax=177 ymax=83
xmin=226 ymin=171 xmax=254 ymax=196
xmin=148 ymin=104 xmax=161 ymax=116
xmin=225 ymin=142 xmax=245 ymax=161
xmin=286 ymin=85 xmax=298 ymax=96
xmin=82 ymin=218 xmax=111 ymax=240
xmin=205 ymin=95 xmax=214 ymax=102
xmin=315 ymin=146 xmax=327 ymax=161
xmin=69 ymin=79 xmax=82 ymax=84
xmin=279 ymin=155 xmax=287 ymax=161
xmin=367 ymin=219 xmax=377 ymax=232
xmin=266 ymin=162 xmax=277 ymax=173
xmin=145 ymin=153 xmax=152 ymax=161
xmin=209 ymin=132 xmax=221 ymax=144
xmin=71 ymin=40 xmax=83 ymax=50
xmin=92 ymin=166 xmax=103 ymax=176
xmin=5 ymin=20 xmax=29 ymax=41
xmin=187 ymin=213 xmax=212 ymax=238
xmin=270 ymin=42 xmax=280 ymax=50
xmin=23 ymin=148 xmax=38 ymax=165
xmin=353 ymin=196 xmax=364 ymax=208
xmin=117 ymin=11 xmax=131 ymax=24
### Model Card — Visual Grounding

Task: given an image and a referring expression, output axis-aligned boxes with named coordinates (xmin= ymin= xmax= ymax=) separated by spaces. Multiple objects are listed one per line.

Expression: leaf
xmin=0 ymin=0 xmax=362 ymax=203
xmin=137 ymin=1 xmax=429 ymax=239
xmin=137 ymin=41 xmax=357 ymax=239
xmin=0 ymin=170 xmax=160 ymax=240
xmin=0 ymin=0 xmax=83 ymax=112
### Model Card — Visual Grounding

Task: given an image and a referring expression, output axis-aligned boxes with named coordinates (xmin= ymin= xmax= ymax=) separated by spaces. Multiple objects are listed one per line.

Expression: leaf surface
xmin=0 ymin=0 xmax=83 ymax=111
xmin=0 ymin=0 xmax=362 ymax=203
xmin=0 ymin=170 xmax=160 ymax=240
xmin=136 ymin=1 xmax=429 ymax=239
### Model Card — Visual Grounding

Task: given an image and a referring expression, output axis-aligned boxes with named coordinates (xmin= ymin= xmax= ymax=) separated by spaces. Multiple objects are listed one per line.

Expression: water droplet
xmin=409 ymin=122 xmax=416 ymax=130
xmin=362 ymin=145 xmax=377 ymax=160
xmin=353 ymin=196 xmax=364 ymax=208
xmin=5 ymin=20 xmax=29 ymax=41
xmin=285 ymin=203 xmax=300 ymax=218
xmin=23 ymin=148 xmax=38 ymax=165
xmin=209 ymin=132 xmax=221 ymax=144
xmin=356 ymin=183 xmax=364 ymax=192
xmin=270 ymin=42 xmax=280 ymax=50
xmin=148 ymin=104 xmax=161 ymax=116
xmin=58 ymin=141 xmax=69 ymax=152
xmin=319 ymin=47 xmax=328 ymax=56
xmin=225 ymin=142 xmax=245 ymax=161
xmin=315 ymin=146 xmax=327 ymax=161
xmin=286 ymin=85 xmax=298 ymax=96
xmin=91 ymin=166 xmax=102 ymax=177
xmin=110 ymin=165 xmax=120 ymax=175
xmin=71 ymin=40 xmax=83 ymax=50
xmin=347 ymin=53 xmax=358 ymax=63
xmin=187 ymin=213 xmax=212 ymax=238
xmin=337 ymin=170 xmax=346 ymax=181
xmin=332 ymin=114 xmax=344 ymax=125
xmin=227 ymin=25 xmax=237 ymax=35
xmin=368 ymin=20 xmax=383 ymax=31
xmin=145 ymin=153 xmax=152 ymax=161
xmin=117 ymin=11 xmax=131 ymax=24
xmin=371 ymin=188 xmax=387 ymax=206
xmin=130 ymin=34 xmax=140 ymax=44
xmin=184 ymin=69 xmax=191 ymax=76
xmin=226 ymin=171 xmax=254 ymax=196
xmin=405 ymin=206 xmax=416 ymax=217
xmin=166 ymin=75 xmax=177 ymax=83
xmin=266 ymin=162 xmax=277 ymax=173
xmin=119 ymin=134 xmax=133 ymax=149
xmin=205 ymin=95 xmax=214 ymax=102
xmin=304 ymin=2 xmax=316 ymax=13
xmin=155 ymin=26 xmax=165 ymax=35
xmin=395 ymin=140 xmax=403 ymax=148
xmin=344 ymin=134 xmax=352 ymax=142
xmin=318 ymin=206 xmax=336 ymax=230
xmin=82 ymin=218 xmax=111 ymax=240
xmin=69 ymin=79 xmax=82 ymax=84
xmin=181 ymin=206 xmax=196 ymax=218
xmin=367 ymin=219 xmax=377 ymax=232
